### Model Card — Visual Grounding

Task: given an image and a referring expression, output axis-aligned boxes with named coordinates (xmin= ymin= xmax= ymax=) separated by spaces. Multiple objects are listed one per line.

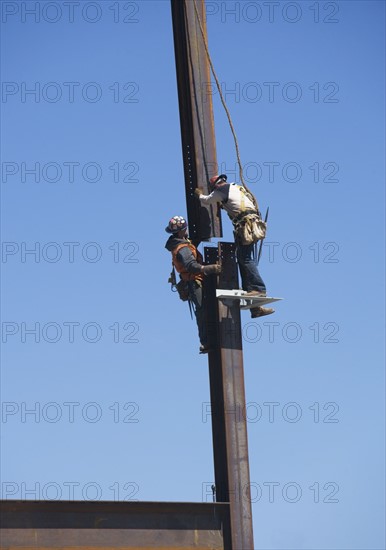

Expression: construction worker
xmin=195 ymin=175 xmax=274 ymax=318
xmin=165 ymin=215 xmax=221 ymax=353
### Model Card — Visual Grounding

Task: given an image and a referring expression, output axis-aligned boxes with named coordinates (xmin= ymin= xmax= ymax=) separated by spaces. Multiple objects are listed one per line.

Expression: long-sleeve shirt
xmin=198 ymin=183 xmax=256 ymax=221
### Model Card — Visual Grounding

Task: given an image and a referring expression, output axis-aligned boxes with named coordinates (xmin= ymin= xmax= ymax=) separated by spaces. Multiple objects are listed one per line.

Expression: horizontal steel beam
xmin=0 ymin=500 xmax=231 ymax=549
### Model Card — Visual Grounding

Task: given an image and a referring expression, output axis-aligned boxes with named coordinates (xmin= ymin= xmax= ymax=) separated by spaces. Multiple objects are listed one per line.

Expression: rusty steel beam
xmin=217 ymin=242 xmax=254 ymax=550
xmin=171 ymin=0 xmax=222 ymax=242
xmin=0 ymin=500 xmax=231 ymax=549
xmin=204 ymin=242 xmax=254 ymax=550
xmin=203 ymin=246 xmax=229 ymax=505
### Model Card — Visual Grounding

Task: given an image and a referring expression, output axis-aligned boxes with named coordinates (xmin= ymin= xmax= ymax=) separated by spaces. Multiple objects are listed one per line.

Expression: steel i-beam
xmin=171 ymin=0 xmax=222 ymax=242
xmin=204 ymin=242 xmax=254 ymax=550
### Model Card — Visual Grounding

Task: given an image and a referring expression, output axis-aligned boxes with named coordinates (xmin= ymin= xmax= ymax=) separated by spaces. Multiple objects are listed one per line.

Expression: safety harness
xmin=229 ymin=186 xmax=266 ymax=247
xmin=168 ymin=241 xmax=204 ymax=319
xmin=172 ymin=242 xmax=204 ymax=283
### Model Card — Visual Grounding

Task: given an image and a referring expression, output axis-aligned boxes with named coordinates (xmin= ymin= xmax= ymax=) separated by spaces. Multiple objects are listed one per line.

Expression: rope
xmin=192 ymin=0 xmax=258 ymax=211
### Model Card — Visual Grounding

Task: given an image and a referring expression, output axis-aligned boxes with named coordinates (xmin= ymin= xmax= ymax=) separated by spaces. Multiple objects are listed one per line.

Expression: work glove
xmin=194 ymin=187 xmax=204 ymax=198
xmin=201 ymin=263 xmax=221 ymax=275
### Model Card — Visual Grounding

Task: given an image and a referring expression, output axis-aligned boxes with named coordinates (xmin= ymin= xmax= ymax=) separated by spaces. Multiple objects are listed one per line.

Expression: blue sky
xmin=1 ymin=1 xmax=385 ymax=549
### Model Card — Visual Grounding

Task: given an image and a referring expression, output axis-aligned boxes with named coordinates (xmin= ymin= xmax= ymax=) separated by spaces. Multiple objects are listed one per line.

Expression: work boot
xmin=244 ymin=290 xmax=267 ymax=297
xmin=199 ymin=344 xmax=211 ymax=354
xmin=250 ymin=306 xmax=275 ymax=319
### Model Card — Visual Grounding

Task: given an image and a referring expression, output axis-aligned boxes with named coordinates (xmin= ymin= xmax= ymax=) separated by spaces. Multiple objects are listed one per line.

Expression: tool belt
xmin=232 ymin=209 xmax=267 ymax=245
xmin=232 ymin=209 xmax=257 ymax=224
xmin=175 ymin=279 xmax=190 ymax=301
xmin=168 ymin=267 xmax=192 ymax=302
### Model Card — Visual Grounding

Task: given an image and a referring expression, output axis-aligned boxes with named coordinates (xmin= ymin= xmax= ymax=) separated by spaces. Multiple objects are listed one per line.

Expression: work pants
xmin=188 ymin=280 xmax=207 ymax=347
xmin=236 ymin=242 xmax=266 ymax=293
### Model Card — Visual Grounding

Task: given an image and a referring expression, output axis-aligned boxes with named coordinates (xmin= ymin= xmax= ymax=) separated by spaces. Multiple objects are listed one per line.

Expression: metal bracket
xmin=216 ymin=290 xmax=283 ymax=310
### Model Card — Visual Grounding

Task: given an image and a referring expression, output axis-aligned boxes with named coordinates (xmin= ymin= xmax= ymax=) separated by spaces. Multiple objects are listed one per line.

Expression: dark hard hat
xmin=165 ymin=215 xmax=188 ymax=234
xmin=209 ymin=174 xmax=227 ymax=187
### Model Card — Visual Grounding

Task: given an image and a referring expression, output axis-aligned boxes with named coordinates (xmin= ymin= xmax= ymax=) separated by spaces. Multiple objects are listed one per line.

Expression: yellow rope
xmin=192 ymin=0 xmax=258 ymax=210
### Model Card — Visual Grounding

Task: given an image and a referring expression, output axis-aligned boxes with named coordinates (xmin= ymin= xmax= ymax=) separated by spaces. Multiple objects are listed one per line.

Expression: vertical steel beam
xmin=171 ymin=0 xmax=253 ymax=545
xmin=204 ymin=246 xmax=229 ymax=502
xmin=217 ymin=242 xmax=254 ymax=550
xmin=205 ymin=243 xmax=254 ymax=550
xmin=171 ymin=0 xmax=222 ymax=242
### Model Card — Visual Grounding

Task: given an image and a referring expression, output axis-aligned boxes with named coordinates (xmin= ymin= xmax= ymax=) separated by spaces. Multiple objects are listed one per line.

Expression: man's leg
xmin=189 ymin=281 xmax=208 ymax=349
xmin=236 ymin=243 xmax=266 ymax=292
xmin=237 ymin=243 xmax=274 ymax=318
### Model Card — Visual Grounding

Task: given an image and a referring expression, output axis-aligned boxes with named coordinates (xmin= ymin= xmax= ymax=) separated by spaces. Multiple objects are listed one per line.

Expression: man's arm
xmin=195 ymin=187 xmax=224 ymax=205
xmin=177 ymin=247 xmax=202 ymax=274
xmin=177 ymin=246 xmax=221 ymax=275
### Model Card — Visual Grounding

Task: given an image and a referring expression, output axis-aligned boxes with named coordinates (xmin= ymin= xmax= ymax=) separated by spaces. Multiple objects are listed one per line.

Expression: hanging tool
xmin=257 ymin=207 xmax=269 ymax=265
